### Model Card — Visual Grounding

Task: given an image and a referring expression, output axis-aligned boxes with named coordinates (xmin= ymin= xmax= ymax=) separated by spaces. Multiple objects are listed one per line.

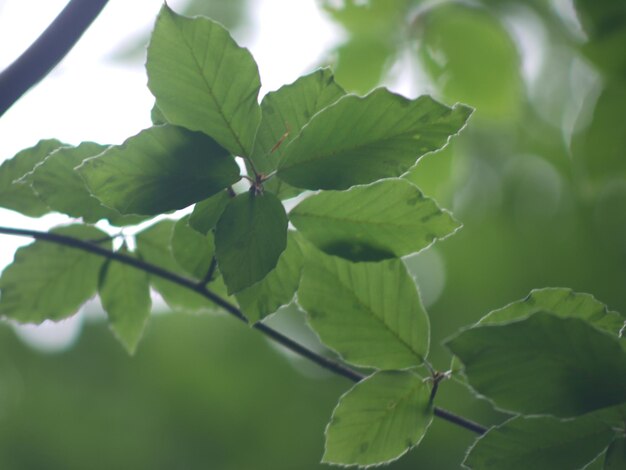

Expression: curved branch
xmin=0 ymin=0 xmax=109 ymax=117
xmin=0 ymin=224 xmax=487 ymax=435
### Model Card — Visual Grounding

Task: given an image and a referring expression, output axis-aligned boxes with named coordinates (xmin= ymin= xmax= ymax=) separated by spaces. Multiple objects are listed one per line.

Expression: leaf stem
xmin=0 ymin=0 xmax=109 ymax=117
xmin=0 ymin=224 xmax=487 ymax=436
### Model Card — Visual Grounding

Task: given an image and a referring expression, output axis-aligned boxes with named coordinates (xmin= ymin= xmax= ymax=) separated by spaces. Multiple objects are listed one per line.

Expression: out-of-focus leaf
xmin=215 ymin=191 xmax=288 ymax=294
xmin=323 ymin=371 xmax=433 ymax=467
xmin=417 ymin=3 xmax=523 ymax=122
xmin=0 ymin=225 xmax=110 ymax=323
xmin=251 ymin=69 xmax=345 ymax=199
xmin=290 ymin=178 xmax=461 ymax=261
xmin=99 ymin=248 xmax=152 ymax=355
xmin=464 ymin=415 xmax=615 ymax=470
xmin=277 ymin=89 xmax=472 ymax=190
xmin=0 ymin=139 xmax=63 ymax=217
xmin=446 ymin=312 xmax=626 ymax=417
xmin=298 ymin=251 xmax=429 ymax=370
xmin=235 ymin=231 xmax=303 ymax=323
xmin=604 ymin=436 xmax=626 ymax=469
xmin=146 ymin=4 xmax=261 ymax=157
xmin=78 ymin=125 xmax=240 ymax=216
xmin=24 ymin=142 xmax=144 ymax=226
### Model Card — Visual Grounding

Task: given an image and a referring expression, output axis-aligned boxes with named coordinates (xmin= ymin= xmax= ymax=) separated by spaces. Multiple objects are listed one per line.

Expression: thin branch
xmin=199 ymin=257 xmax=218 ymax=286
xmin=0 ymin=225 xmax=487 ymax=436
xmin=0 ymin=0 xmax=109 ymax=117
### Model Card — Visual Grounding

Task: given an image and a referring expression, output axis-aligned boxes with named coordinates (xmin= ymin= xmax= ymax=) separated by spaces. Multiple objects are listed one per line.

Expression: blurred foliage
xmin=5 ymin=0 xmax=626 ymax=468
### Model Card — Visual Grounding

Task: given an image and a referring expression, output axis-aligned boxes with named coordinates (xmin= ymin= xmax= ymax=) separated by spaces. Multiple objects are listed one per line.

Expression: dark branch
xmin=0 ymin=0 xmax=109 ymax=117
xmin=0 ymin=224 xmax=487 ymax=435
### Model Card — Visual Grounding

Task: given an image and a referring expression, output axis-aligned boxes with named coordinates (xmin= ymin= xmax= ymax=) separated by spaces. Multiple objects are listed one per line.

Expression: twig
xmin=0 ymin=225 xmax=487 ymax=435
xmin=0 ymin=0 xmax=109 ymax=117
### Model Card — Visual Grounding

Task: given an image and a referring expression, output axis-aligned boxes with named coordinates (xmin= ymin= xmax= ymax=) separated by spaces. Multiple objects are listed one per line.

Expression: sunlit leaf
xmin=298 ymin=251 xmax=429 ymax=369
xmin=0 ymin=139 xmax=63 ymax=217
xmin=235 ymin=231 xmax=304 ymax=322
xmin=277 ymin=88 xmax=471 ymax=190
xmin=78 ymin=125 xmax=240 ymax=216
xmin=446 ymin=312 xmax=626 ymax=417
xmin=215 ymin=191 xmax=288 ymax=294
xmin=464 ymin=415 xmax=615 ymax=470
xmin=0 ymin=225 xmax=110 ymax=323
xmin=146 ymin=4 xmax=261 ymax=156
xmin=99 ymin=248 xmax=152 ymax=354
xmin=323 ymin=371 xmax=433 ymax=467
xmin=290 ymin=178 xmax=460 ymax=261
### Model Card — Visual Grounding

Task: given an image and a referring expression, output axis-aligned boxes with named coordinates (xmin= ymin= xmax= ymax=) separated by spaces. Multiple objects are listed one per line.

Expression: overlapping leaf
xmin=235 ymin=231 xmax=304 ymax=322
xmin=78 ymin=125 xmax=240 ymax=216
xmin=23 ymin=142 xmax=144 ymax=226
xmin=446 ymin=312 xmax=626 ymax=417
xmin=290 ymin=178 xmax=460 ymax=261
xmin=188 ymin=191 xmax=232 ymax=235
xmin=323 ymin=371 xmax=433 ymax=467
xmin=215 ymin=191 xmax=288 ymax=294
xmin=298 ymin=251 xmax=429 ymax=369
xmin=604 ymin=437 xmax=626 ymax=469
xmin=0 ymin=225 xmax=110 ymax=323
xmin=99 ymin=249 xmax=152 ymax=354
xmin=277 ymin=88 xmax=472 ymax=190
xmin=146 ymin=4 xmax=261 ymax=156
xmin=171 ymin=215 xmax=214 ymax=280
xmin=0 ymin=139 xmax=63 ymax=217
xmin=464 ymin=415 xmax=615 ymax=470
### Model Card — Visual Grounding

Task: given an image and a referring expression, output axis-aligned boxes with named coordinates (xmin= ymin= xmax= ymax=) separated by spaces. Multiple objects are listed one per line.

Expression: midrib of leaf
xmin=314 ymin=261 xmax=424 ymax=363
xmin=178 ymin=23 xmax=249 ymax=157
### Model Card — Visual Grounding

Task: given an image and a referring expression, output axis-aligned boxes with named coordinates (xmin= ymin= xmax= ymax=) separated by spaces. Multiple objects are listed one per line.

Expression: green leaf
xmin=23 ymin=142 xmax=145 ymax=226
xmin=171 ymin=215 xmax=214 ymax=280
xmin=78 ymin=125 xmax=240 ymax=216
xmin=446 ymin=312 xmax=626 ymax=417
xmin=188 ymin=191 xmax=232 ymax=235
xmin=417 ymin=3 xmax=523 ymax=122
xmin=99 ymin=249 xmax=152 ymax=355
xmin=136 ymin=220 xmax=229 ymax=314
xmin=323 ymin=371 xmax=433 ymax=467
xmin=604 ymin=437 xmax=626 ymax=469
xmin=464 ymin=415 xmax=615 ymax=470
xmin=0 ymin=225 xmax=110 ymax=323
xmin=290 ymin=179 xmax=461 ymax=261
xmin=276 ymin=88 xmax=472 ymax=190
xmin=146 ymin=4 xmax=261 ymax=156
xmin=0 ymin=139 xmax=63 ymax=217
xmin=476 ymin=287 xmax=625 ymax=337
xmin=215 ymin=191 xmax=288 ymax=294
xmin=298 ymin=251 xmax=429 ymax=369
xmin=251 ymin=68 xmax=345 ymax=199
xmin=235 ymin=231 xmax=304 ymax=322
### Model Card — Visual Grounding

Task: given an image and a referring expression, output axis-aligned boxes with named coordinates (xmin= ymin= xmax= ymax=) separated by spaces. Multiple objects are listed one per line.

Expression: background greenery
xmin=1 ymin=0 xmax=624 ymax=468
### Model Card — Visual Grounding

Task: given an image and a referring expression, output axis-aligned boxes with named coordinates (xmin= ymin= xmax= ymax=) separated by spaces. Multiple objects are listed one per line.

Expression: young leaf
xmin=77 ymin=125 xmax=240 ymax=216
xmin=188 ymin=191 xmax=232 ymax=235
xmin=0 ymin=139 xmax=63 ymax=217
xmin=146 ymin=4 xmax=261 ymax=157
xmin=171 ymin=215 xmax=214 ymax=280
xmin=323 ymin=371 xmax=433 ymax=467
xmin=215 ymin=191 xmax=288 ymax=294
xmin=136 ymin=220 xmax=230 ymax=314
xmin=446 ymin=312 xmax=626 ymax=417
xmin=0 ymin=225 xmax=111 ymax=323
xmin=464 ymin=415 xmax=615 ymax=470
xmin=251 ymin=68 xmax=345 ymax=199
xmin=235 ymin=231 xmax=304 ymax=323
xmin=604 ymin=437 xmax=626 ymax=469
xmin=290 ymin=179 xmax=461 ymax=261
xmin=23 ymin=142 xmax=145 ymax=226
xmin=298 ymin=251 xmax=429 ymax=369
xmin=277 ymin=89 xmax=472 ymax=190
xmin=99 ymin=249 xmax=152 ymax=355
